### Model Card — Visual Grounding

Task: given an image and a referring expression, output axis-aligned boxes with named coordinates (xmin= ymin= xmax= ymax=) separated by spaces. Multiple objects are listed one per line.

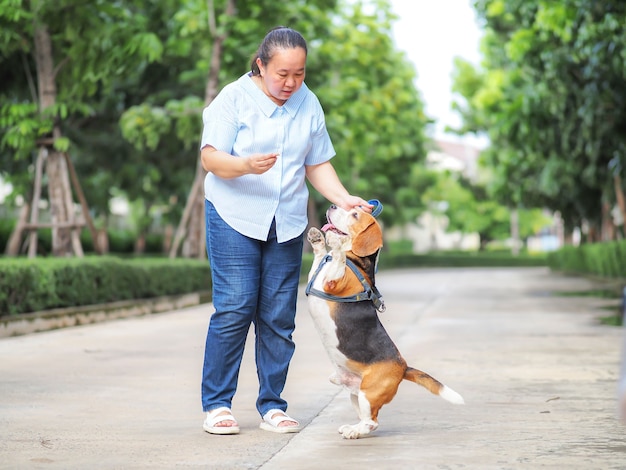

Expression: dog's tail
xmin=403 ymin=367 xmax=465 ymax=404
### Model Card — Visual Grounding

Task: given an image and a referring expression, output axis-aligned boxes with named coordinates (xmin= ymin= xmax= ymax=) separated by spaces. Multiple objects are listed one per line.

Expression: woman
xmin=200 ymin=26 xmax=372 ymax=435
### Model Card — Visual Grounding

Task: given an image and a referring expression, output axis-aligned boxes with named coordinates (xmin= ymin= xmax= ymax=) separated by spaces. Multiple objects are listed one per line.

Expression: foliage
xmin=111 ymin=0 xmax=429 ymax=231
xmin=0 ymin=0 xmax=467 ymax=256
xmin=0 ymin=0 xmax=200 ymax=247
xmin=0 ymin=0 xmax=165 ymax=159
xmin=307 ymin=0 xmax=430 ymax=228
xmin=452 ymin=0 xmax=626 ymax=236
xmin=548 ymin=239 xmax=626 ymax=279
xmin=377 ymin=250 xmax=547 ymax=269
xmin=420 ymin=170 xmax=552 ymax=247
xmin=0 ymin=256 xmax=211 ymax=316
xmin=2 ymin=248 xmax=545 ymax=317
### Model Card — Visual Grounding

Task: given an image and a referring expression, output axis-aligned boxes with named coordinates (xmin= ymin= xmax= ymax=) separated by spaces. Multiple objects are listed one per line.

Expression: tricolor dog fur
xmin=306 ymin=204 xmax=464 ymax=439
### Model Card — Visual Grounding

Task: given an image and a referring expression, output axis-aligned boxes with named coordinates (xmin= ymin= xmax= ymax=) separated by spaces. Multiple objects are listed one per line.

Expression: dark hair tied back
xmin=250 ymin=26 xmax=308 ymax=76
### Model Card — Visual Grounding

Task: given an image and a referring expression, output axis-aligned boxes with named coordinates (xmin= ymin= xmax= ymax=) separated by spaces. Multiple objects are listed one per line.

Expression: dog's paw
xmin=338 ymin=424 xmax=358 ymax=439
xmin=307 ymin=227 xmax=324 ymax=246
xmin=338 ymin=421 xmax=377 ymax=439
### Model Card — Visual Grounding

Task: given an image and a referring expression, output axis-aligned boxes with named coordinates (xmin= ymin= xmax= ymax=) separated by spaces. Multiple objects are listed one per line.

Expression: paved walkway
xmin=1 ymin=267 xmax=625 ymax=469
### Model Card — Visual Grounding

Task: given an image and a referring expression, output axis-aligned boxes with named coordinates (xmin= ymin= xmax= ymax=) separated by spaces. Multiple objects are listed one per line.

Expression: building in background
xmin=387 ymin=139 xmax=482 ymax=253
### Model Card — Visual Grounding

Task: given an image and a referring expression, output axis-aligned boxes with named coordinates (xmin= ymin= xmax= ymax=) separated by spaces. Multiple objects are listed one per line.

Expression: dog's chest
xmin=308 ymin=296 xmax=350 ymax=365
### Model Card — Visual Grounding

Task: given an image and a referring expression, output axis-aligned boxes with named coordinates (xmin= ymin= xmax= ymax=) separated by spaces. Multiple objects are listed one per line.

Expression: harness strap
xmin=305 ymin=254 xmax=386 ymax=312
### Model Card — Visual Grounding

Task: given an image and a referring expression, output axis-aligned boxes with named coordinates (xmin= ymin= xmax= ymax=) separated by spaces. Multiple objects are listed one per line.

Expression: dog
xmin=306 ymin=204 xmax=464 ymax=439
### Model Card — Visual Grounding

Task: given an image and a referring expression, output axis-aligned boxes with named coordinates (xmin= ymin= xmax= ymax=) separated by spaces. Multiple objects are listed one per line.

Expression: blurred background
xmin=1 ymin=0 xmax=624 ymax=262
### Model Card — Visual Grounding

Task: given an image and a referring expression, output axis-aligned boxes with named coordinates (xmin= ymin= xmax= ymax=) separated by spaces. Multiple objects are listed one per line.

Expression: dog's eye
xmin=351 ymin=212 xmax=359 ymax=219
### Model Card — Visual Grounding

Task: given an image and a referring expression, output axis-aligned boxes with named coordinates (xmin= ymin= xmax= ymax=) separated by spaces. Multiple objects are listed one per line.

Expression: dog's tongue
xmin=321 ymin=223 xmax=335 ymax=232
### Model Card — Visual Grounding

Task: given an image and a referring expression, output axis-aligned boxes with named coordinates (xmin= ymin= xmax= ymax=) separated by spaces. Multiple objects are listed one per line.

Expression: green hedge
xmin=301 ymin=249 xmax=547 ymax=273
xmin=1 ymin=247 xmax=548 ymax=317
xmin=5 ymin=238 xmax=622 ymax=318
xmin=377 ymin=251 xmax=547 ymax=269
xmin=0 ymin=256 xmax=212 ymax=316
xmin=547 ymin=240 xmax=626 ymax=278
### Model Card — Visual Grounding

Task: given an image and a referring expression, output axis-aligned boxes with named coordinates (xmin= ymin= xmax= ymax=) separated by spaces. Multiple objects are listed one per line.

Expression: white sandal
xmin=259 ymin=409 xmax=301 ymax=434
xmin=203 ymin=407 xmax=240 ymax=435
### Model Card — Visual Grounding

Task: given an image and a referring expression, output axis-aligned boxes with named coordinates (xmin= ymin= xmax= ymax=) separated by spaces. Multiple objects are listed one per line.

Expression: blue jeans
xmin=202 ymin=200 xmax=304 ymax=417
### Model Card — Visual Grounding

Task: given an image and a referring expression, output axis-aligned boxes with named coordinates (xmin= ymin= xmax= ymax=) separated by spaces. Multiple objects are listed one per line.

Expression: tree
xmin=118 ymin=0 xmax=342 ymax=258
xmin=1 ymin=0 xmax=432 ymax=258
xmin=421 ymin=171 xmax=510 ymax=249
xmin=308 ymin=0 xmax=430 ymax=229
xmin=0 ymin=0 xmax=163 ymax=256
xmin=451 ymin=0 xmax=626 ymax=241
xmin=121 ymin=0 xmax=431 ymax=256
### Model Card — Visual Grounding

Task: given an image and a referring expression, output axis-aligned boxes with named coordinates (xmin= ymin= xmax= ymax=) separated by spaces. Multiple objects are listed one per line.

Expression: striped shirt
xmin=200 ymin=73 xmax=335 ymax=242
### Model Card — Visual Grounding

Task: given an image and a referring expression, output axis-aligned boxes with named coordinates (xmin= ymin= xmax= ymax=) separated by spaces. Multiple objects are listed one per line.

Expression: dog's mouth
xmin=321 ymin=216 xmax=348 ymax=236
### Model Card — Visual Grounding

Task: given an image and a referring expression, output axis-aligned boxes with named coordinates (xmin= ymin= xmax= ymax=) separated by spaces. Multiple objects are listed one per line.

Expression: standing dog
xmin=306 ymin=204 xmax=464 ymax=439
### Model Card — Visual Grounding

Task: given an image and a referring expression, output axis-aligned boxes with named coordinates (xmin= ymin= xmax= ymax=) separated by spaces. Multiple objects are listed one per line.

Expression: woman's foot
xmin=203 ymin=407 xmax=240 ymax=435
xmin=259 ymin=409 xmax=301 ymax=433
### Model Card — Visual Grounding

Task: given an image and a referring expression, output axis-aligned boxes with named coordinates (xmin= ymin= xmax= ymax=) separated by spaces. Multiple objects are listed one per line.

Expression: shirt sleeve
xmin=304 ymin=96 xmax=336 ymax=166
xmin=200 ymin=85 xmax=239 ymax=152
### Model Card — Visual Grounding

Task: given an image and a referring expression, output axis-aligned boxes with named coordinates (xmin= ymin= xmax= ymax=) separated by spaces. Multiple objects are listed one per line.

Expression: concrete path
xmin=1 ymin=267 xmax=625 ymax=469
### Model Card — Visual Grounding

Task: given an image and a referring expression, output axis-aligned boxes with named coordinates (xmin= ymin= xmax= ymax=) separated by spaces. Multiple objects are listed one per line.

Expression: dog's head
xmin=323 ymin=205 xmax=383 ymax=257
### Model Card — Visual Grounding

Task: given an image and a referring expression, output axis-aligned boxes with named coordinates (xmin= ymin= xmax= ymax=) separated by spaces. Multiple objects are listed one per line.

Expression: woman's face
xmin=257 ymin=47 xmax=306 ymax=105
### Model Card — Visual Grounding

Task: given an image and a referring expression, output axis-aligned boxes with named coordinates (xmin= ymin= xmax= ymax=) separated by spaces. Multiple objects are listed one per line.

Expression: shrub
xmin=0 ymin=256 xmax=212 ymax=316
xmin=548 ymin=240 xmax=626 ymax=278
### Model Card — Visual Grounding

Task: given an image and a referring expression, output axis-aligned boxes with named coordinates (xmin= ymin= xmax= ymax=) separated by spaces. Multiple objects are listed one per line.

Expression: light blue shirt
xmin=200 ymin=73 xmax=335 ymax=242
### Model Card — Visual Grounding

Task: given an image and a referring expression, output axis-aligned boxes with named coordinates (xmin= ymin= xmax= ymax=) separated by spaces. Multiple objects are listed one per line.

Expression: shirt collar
xmin=240 ymin=73 xmax=307 ymax=118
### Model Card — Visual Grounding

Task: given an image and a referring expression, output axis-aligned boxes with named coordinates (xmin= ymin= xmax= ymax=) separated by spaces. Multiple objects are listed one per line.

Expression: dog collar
xmin=368 ymin=199 xmax=383 ymax=218
xmin=305 ymin=254 xmax=386 ymax=313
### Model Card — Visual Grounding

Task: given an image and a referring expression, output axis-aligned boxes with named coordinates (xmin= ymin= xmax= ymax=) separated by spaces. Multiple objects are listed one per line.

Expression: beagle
xmin=306 ymin=204 xmax=464 ymax=439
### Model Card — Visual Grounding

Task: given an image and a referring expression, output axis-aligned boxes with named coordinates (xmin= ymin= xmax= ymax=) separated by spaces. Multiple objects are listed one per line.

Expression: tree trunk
xmin=510 ymin=208 xmax=519 ymax=256
xmin=169 ymin=160 xmax=205 ymax=258
xmin=614 ymin=174 xmax=626 ymax=234
xmin=601 ymin=200 xmax=614 ymax=241
xmin=34 ymin=22 xmax=83 ymax=257
xmin=181 ymin=162 xmax=206 ymax=259
xmin=65 ymin=152 xmax=101 ymax=253
xmin=27 ymin=146 xmax=45 ymax=257
xmin=46 ymin=151 xmax=80 ymax=256
xmin=563 ymin=232 xmax=573 ymax=245
xmin=134 ymin=233 xmax=146 ymax=254
xmin=182 ymin=190 xmax=205 ymax=259
xmin=303 ymin=197 xmax=319 ymax=253
xmin=170 ymin=0 xmax=235 ymax=259
xmin=5 ymin=202 xmax=30 ymax=255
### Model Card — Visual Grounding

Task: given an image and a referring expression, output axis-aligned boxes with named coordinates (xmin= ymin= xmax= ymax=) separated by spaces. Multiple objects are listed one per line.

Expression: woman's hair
xmin=250 ymin=26 xmax=307 ymax=76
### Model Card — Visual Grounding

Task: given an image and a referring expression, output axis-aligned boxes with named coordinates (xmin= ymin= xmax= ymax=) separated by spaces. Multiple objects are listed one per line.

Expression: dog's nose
xmin=329 ymin=204 xmax=337 ymax=210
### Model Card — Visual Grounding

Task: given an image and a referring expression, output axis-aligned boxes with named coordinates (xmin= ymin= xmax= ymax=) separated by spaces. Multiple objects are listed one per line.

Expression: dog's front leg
xmin=307 ymin=227 xmax=328 ymax=282
xmin=323 ymin=230 xmax=349 ymax=283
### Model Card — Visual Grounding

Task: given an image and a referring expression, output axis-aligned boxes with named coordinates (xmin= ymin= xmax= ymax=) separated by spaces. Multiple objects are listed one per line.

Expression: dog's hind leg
xmin=338 ymin=391 xmax=379 ymax=439
xmin=349 ymin=392 xmax=360 ymax=416
xmin=338 ymin=365 xmax=403 ymax=439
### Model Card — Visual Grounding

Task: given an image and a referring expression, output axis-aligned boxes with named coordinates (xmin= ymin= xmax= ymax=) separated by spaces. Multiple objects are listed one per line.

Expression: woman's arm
xmin=305 ymin=161 xmax=372 ymax=211
xmin=201 ymin=145 xmax=279 ymax=179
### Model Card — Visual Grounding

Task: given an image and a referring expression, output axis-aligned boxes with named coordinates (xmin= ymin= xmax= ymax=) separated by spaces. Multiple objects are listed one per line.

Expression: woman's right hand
xmin=246 ymin=152 xmax=279 ymax=174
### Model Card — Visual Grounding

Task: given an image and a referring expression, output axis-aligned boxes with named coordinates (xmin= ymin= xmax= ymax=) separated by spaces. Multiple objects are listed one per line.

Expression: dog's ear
xmin=351 ymin=218 xmax=383 ymax=257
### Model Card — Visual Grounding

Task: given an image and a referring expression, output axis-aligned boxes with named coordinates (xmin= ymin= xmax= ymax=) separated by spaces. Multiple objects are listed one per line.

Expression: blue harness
xmin=305 ymin=254 xmax=386 ymax=313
